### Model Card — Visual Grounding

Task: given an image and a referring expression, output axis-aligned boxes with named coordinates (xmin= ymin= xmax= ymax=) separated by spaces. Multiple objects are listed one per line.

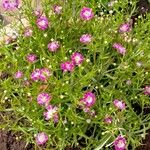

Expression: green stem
xmin=94 ymin=133 xmax=112 ymax=150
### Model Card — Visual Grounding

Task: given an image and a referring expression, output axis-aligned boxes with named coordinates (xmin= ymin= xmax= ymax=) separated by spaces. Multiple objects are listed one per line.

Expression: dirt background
xmin=0 ymin=130 xmax=34 ymax=150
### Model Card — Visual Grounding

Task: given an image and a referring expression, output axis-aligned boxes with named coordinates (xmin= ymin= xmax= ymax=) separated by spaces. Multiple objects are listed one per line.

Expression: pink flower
xmin=53 ymin=5 xmax=62 ymax=14
xmin=2 ymin=0 xmax=19 ymax=10
xmin=144 ymin=86 xmax=150 ymax=95
xmin=44 ymin=105 xmax=58 ymax=121
xmin=81 ymin=92 xmax=96 ymax=107
xmin=31 ymin=69 xmax=41 ymax=81
xmin=60 ymin=61 xmax=74 ymax=72
xmin=37 ymin=93 xmax=52 ymax=106
xmin=80 ymin=7 xmax=94 ymax=20
xmin=14 ymin=71 xmax=23 ymax=79
xmin=26 ymin=54 xmax=37 ymax=63
xmin=119 ymin=23 xmax=131 ymax=33
xmin=36 ymin=132 xmax=48 ymax=145
xmin=36 ymin=16 xmax=49 ymax=30
xmin=104 ymin=116 xmax=112 ymax=124
xmin=34 ymin=9 xmax=42 ymax=17
xmin=39 ymin=68 xmax=52 ymax=81
xmin=47 ymin=41 xmax=60 ymax=52
xmin=31 ymin=68 xmax=51 ymax=81
xmin=71 ymin=52 xmax=84 ymax=66
xmin=113 ymin=99 xmax=126 ymax=110
xmin=114 ymin=135 xmax=126 ymax=150
xmin=80 ymin=34 xmax=92 ymax=44
xmin=113 ymin=43 xmax=126 ymax=55
xmin=24 ymin=28 xmax=33 ymax=37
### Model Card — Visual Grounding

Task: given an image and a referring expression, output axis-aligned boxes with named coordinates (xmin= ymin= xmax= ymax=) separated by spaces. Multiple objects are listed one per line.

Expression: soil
xmin=0 ymin=130 xmax=34 ymax=150
xmin=138 ymin=0 xmax=150 ymax=14
xmin=136 ymin=132 xmax=150 ymax=150
xmin=0 ymin=0 xmax=150 ymax=150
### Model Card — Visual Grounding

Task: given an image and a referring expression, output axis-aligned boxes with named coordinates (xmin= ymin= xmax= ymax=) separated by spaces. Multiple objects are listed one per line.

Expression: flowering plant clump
xmin=0 ymin=0 xmax=150 ymax=150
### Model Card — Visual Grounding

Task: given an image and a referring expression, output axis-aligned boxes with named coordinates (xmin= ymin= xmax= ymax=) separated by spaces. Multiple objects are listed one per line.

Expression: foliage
xmin=0 ymin=0 xmax=150 ymax=149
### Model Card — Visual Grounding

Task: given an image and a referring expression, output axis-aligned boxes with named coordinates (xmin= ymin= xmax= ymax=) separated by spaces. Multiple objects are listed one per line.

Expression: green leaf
xmin=94 ymin=133 xmax=112 ymax=150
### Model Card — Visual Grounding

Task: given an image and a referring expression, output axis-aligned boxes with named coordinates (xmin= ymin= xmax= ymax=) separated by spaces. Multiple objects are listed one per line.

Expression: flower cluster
xmin=36 ymin=132 xmax=48 ymax=145
xmin=60 ymin=61 xmax=74 ymax=72
xmin=36 ymin=16 xmax=49 ymax=30
xmin=14 ymin=71 xmax=23 ymax=79
xmin=47 ymin=41 xmax=60 ymax=52
xmin=71 ymin=52 xmax=84 ymax=66
xmin=26 ymin=54 xmax=37 ymax=63
xmin=44 ymin=105 xmax=59 ymax=122
xmin=112 ymin=22 xmax=132 ymax=55
xmin=61 ymin=52 xmax=84 ymax=72
xmin=37 ymin=93 xmax=58 ymax=123
xmin=37 ymin=93 xmax=52 ymax=106
xmin=80 ymin=7 xmax=94 ymax=20
xmin=80 ymin=34 xmax=92 ymax=44
xmin=79 ymin=91 xmax=96 ymax=114
xmin=113 ymin=99 xmax=126 ymax=110
xmin=31 ymin=68 xmax=51 ymax=81
xmin=119 ymin=23 xmax=131 ymax=33
xmin=80 ymin=92 xmax=96 ymax=107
